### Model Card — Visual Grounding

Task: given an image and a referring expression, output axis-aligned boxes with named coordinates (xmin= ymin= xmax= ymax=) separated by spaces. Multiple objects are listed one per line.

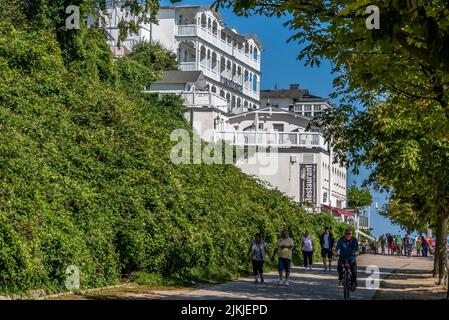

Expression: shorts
xmin=321 ymin=248 xmax=333 ymax=258
xmin=278 ymin=258 xmax=291 ymax=273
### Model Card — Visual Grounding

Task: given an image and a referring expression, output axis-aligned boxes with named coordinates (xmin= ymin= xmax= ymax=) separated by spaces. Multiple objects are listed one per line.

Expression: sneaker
xmin=350 ymin=284 xmax=357 ymax=292
xmin=260 ymin=276 xmax=264 ymax=284
xmin=328 ymin=266 xmax=332 ymax=272
xmin=278 ymin=279 xmax=284 ymax=285
xmin=284 ymin=280 xmax=290 ymax=286
xmin=309 ymin=266 xmax=312 ymax=271
xmin=254 ymin=278 xmax=259 ymax=284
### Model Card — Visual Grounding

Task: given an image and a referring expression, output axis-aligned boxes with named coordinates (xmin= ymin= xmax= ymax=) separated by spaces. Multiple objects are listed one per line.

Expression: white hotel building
xmin=104 ymin=4 xmax=262 ymax=114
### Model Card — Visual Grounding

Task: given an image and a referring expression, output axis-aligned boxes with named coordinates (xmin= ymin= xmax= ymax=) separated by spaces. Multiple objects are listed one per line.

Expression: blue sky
xmin=161 ymin=0 xmax=398 ymax=237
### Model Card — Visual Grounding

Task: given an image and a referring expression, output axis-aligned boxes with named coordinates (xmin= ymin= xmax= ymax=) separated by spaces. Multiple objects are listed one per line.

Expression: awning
xmin=322 ymin=205 xmax=353 ymax=216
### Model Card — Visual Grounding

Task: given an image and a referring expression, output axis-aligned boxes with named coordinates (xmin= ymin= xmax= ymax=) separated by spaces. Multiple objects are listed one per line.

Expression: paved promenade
xmin=51 ymin=254 xmax=445 ymax=300
xmin=164 ymin=254 xmax=432 ymax=300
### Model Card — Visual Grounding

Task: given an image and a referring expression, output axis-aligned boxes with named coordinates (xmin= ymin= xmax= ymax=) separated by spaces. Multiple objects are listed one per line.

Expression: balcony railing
xmin=214 ymin=131 xmax=327 ymax=149
xmin=358 ymin=216 xmax=369 ymax=228
xmin=144 ymin=90 xmax=229 ymax=113
xmin=181 ymin=91 xmax=228 ymax=110
xmin=179 ymin=62 xmax=196 ymax=71
xmin=176 ymin=25 xmax=260 ymax=70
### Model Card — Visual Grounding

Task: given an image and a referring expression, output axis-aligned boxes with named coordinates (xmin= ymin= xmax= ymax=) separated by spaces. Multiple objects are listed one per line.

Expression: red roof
xmin=322 ymin=205 xmax=353 ymax=216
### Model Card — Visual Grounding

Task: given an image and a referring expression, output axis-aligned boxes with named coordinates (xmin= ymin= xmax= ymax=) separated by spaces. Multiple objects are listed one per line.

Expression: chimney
xmin=290 ymin=84 xmax=300 ymax=90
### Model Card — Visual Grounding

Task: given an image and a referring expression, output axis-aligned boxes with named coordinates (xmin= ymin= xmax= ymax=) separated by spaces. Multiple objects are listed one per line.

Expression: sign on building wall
xmin=300 ymin=164 xmax=317 ymax=206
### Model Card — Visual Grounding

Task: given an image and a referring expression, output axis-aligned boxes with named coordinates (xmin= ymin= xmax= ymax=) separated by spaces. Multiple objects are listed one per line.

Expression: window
xmin=252 ymin=75 xmax=258 ymax=91
xmin=314 ymin=104 xmax=321 ymax=111
xmin=258 ymin=123 xmax=264 ymax=130
xmin=305 ymin=112 xmax=312 ymax=117
xmin=304 ymin=105 xmax=312 ymax=111
xmin=294 ymin=104 xmax=302 ymax=112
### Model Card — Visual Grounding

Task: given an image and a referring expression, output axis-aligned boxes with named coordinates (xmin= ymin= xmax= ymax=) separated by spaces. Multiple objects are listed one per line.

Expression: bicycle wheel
xmin=344 ymin=270 xmax=350 ymax=300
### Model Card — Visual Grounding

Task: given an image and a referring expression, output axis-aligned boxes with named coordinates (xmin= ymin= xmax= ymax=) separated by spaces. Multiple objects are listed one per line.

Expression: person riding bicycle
xmin=335 ymin=228 xmax=359 ymax=291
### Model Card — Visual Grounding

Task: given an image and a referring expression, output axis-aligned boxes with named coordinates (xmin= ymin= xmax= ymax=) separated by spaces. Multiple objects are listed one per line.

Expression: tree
xmin=128 ymin=41 xmax=179 ymax=72
xmin=347 ymin=185 xmax=372 ymax=209
xmin=379 ymin=197 xmax=428 ymax=235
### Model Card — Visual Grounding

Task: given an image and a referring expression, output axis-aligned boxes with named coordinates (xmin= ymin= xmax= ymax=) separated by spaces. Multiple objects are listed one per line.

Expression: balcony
xmin=358 ymin=216 xmax=369 ymax=228
xmin=179 ymin=62 xmax=196 ymax=71
xmin=176 ymin=25 xmax=260 ymax=70
xmin=181 ymin=91 xmax=229 ymax=112
xmin=214 ymin=131 xmax=327 ymax=149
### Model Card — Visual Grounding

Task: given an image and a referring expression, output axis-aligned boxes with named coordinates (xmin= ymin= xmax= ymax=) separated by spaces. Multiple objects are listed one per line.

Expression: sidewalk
xmin=373 ymin=255 xmax=446 ymax=300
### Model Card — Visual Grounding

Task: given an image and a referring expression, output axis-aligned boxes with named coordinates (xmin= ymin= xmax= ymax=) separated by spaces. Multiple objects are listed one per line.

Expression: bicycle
xmin=342 ymin=259 xmax=352 ymax=300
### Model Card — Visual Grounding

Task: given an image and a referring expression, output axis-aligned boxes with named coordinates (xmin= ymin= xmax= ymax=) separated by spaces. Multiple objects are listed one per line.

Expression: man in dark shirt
xmin=320 ymin=227 xmax=335 ymax=271
xmin=335 ymin=228 xmax=359 ymax=291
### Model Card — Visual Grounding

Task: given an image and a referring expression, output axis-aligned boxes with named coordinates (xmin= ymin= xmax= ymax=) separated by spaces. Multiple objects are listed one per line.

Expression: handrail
xmin=356 ymin=229 xmax=375 ymax=242
xmin=214 ymin=131 xmax=325 ymax=148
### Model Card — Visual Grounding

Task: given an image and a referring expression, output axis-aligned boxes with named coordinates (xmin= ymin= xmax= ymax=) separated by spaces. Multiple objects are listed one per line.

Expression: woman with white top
xmin=248 ymin=233 xmax=268 ymax=284
xmin=301 ymin=231 xmax=314 ymax=271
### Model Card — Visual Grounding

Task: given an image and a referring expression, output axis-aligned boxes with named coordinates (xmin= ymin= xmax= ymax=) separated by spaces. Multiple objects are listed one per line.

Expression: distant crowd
xmin=376 ymin=233 xmax=435 ymax=257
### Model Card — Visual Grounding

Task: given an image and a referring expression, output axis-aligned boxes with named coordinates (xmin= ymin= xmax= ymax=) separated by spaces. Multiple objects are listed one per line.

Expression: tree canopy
xmin=347 ymin=185 xmax=372 ymax=209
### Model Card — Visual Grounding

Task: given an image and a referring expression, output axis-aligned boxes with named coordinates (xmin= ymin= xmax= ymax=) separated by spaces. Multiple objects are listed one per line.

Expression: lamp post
xmin=368 ymin=205 xmax=371 ymax=230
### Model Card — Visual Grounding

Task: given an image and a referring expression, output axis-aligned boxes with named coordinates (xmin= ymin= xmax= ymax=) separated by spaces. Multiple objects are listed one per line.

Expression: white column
xmin=195 ymin=41 xmax=200 ymax=70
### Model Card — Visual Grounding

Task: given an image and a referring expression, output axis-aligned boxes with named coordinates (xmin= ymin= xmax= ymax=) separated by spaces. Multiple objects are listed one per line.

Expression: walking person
xmin=407 ymin=235 xmax=413 ymax=257
xmin=421 ymin=236 xmax=428 ymax=257
xmin=387 ymin=233 xmax=393 ymax=255
xmin=391 ymin=238 xmax=397 ymax=255
xmin=416 ymin=236 xmax=422 ymax=256
xmin=301 ymin=231 xmax=314 ymax=271
xmin=395 ymin=234 xmax=403 ymax=256
xmin=403 ymin=234 xmax=409 ymax=256
xmin=248 ymin=233 xmax=268 ymax=284
xmin=271 ymin=229 xmax=295 ymax=286
xmin=320 ymin=227 xmax=335 ymax=271
xmin=380 ymin=234 xmax=386 ymax=255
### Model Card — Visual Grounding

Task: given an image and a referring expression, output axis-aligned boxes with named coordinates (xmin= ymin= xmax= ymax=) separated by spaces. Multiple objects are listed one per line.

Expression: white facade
xmin=104 ymin=4 xmax=263 ymax=114
xmin=186 ymin=106 xmax=348 ymax=209
xmin=217 ymin=107 xmax=347 ymax=209
xmin=261 ymin=84 xmax=332 ymax=119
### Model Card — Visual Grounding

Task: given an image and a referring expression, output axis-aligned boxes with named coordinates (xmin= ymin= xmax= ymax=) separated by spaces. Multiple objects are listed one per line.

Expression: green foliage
xmin=115 ymin=58 xmax=156 ymax=91
xmin=128 ymin=41 xmax=179 ymax=73
xmin=379 ymin=197 xmax=427 ymax=234
xmin=347 ymin=185 xmax=372 ymax=208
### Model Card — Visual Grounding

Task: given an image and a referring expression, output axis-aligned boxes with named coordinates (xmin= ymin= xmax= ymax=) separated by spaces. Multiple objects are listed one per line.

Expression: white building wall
xmin=144 ymin=9 xmax=177 ymax=50
xmin=237 ymin=151 xmax=301 ymax=201
xmin=261 ymin=97 xmax=292 ymax=109
xmin=237 ymin=149 xmax=346 ymax=208
xmin=184 ymin=109 xmax=230 ymax=143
